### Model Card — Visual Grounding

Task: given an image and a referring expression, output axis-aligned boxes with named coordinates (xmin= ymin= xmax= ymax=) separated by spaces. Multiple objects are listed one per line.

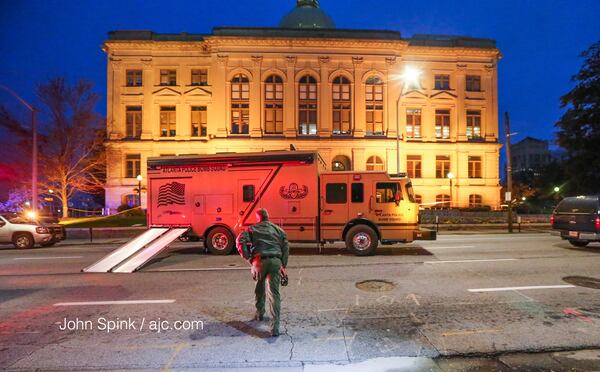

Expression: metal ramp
xmin=83 ymin=227 xmax=188 ymax=273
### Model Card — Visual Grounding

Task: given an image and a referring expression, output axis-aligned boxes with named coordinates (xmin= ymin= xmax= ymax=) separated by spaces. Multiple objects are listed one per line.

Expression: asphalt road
xmin=1 ymin=233 xmax=599 ymax=371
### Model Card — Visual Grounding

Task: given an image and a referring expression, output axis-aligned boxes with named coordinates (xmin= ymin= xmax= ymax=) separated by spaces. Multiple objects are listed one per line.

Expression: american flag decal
xmin=157 ymin=182 xmax=186 ymax=207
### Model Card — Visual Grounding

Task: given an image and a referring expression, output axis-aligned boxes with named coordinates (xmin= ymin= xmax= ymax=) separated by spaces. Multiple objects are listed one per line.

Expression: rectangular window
xmin=125 ymin=106 xmax=142 ymax=138
xmin=191 ymin=106 xmax=207 ymax=137
xmin=375 ymin=182 xmax=401 ymax=203
xmin=332 ymin=104 xmax=351 ymax=135
xmin=466 ymin=75 xmax=481 ymax=92
xmin=125 ymin=154 xmax=141 ymax=178
xmin=191 ymin=69 xmax=208 ymax=86
xmin=365 ymin=84 xmax=384 ymax=135
xmin=407 ymin=155 xmax=422 ymax=179
xmin=466 ymin=110 xmax=482 ymax=139
xmin=231 ymin=104 xmax=249 ymax=134
xmin=264 ymin=104 xmax=283 ymax=134
xmin=406 ymin=108 xmax=421 ymax=138
xmin=468 ymin=156 xmax=482 ymax=178
xmin=435 ymin=109 xmax=451 ymax=139
xmin=436 ymin=155 xmax=451 ymax=178
xmin=160 ymin=69 xmax=177 ymax=86
xmin=126 ymin=70 xmax=143 ymax=87
xmin=434 ymin=74 xmax=450 ymax=90
xmin=469 ymin=194 xmax=483 ymax=208
xmin=351 ymin=183 xmax=364 ymax=203
xmin=160 ymin=106 xmax=176 ymax=137
xmin=299 ymin=103 xmax=317 ymax=135
xmin=326 ymin=183 xmax=347 ymax=204
xmin=242 ymin=185 xmax=255 ymax=202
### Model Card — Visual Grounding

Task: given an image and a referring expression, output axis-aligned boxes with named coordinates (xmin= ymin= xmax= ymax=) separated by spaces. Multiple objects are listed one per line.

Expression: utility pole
xmin=505 ymin=112 xmax=513 ymax=233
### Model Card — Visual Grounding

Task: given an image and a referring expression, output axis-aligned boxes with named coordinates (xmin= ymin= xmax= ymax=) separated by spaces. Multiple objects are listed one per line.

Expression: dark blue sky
xmin=1 ymin=0 xmax=599 ymax=145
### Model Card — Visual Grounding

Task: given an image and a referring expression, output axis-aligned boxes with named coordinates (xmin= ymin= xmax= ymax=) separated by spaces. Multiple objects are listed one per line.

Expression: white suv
xmin=0 ymin=215 xmax=65 ymax=249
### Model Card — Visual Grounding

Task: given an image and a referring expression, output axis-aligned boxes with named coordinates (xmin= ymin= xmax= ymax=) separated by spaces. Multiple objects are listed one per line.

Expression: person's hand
xmin=251 ymin=265 xmax=260 ymax=281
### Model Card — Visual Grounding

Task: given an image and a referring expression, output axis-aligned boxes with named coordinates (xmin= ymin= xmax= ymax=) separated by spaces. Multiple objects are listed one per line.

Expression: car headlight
xmin=36 ymin=227 xmax=50 ymax=234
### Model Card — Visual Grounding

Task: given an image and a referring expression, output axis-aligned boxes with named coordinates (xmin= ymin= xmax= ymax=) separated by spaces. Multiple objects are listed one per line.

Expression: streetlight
xmin=447 ymin=171 xmax=455 ymax=208
xmin=0 ymin=85 xmax=38 ymax=215
xmin=136 ymin=174 xmax=143 ymax=207
xmin=553 ymin=186 xmax=560 ymax=193
xmin=395 ymin=66 xmax=422 ymax=175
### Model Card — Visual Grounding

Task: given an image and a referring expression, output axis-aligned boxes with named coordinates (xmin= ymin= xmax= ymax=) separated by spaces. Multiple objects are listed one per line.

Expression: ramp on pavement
xmin=83 ymin=227 xmax=188 ymax=273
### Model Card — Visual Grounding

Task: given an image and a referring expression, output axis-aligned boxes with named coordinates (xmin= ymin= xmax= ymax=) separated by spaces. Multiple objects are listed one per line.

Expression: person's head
xmin=255 ymin=208 xmax=269 ymax=223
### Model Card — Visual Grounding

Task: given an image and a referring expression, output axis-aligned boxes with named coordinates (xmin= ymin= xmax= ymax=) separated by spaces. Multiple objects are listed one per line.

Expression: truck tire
xmin=345 ymin=225 xmax=378 ymax=256
xmin=13 ymin=233 xmax=34 ymax=249
xmin=206 ymin=227 xmax=234 ymax=255
xmin=569 ymin=240 xmax=589 ymax=247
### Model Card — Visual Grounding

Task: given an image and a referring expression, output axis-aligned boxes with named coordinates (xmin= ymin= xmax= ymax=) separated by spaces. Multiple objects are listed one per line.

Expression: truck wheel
xmin=13 ymin=233 xmax=34 ymax=249
xmin=206 ymin=227 xmax=234 ymax=255
xmin=345 ymin=225 xmax=378 ymax=256
xmin=569 ymin=240 xmax=589 ymax=247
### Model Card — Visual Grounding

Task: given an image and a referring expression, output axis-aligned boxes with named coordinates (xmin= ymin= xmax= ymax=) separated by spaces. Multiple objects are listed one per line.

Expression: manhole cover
xmin=355 ymin=280 xmax=396 ymax=292
xmin=563 ymin=276 xmax=600 ymax=289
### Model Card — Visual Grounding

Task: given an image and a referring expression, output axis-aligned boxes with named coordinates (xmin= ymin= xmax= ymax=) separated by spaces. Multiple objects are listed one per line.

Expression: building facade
xmin=512 ymin=136 xmax=552 ymax=174
xmin=103 ymin=0 xmax=502 ymax=211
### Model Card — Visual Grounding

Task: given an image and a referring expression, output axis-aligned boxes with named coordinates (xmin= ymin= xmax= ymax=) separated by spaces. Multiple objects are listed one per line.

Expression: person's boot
xmin=271 ymin=328 xmax=280 ymax=337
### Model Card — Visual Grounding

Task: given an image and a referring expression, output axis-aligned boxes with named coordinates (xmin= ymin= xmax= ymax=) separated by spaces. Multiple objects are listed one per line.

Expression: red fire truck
xmin=147 ymin=151 xmax=434 ymax=256
xmin=84 ymin=151 xmax=435 ymax=273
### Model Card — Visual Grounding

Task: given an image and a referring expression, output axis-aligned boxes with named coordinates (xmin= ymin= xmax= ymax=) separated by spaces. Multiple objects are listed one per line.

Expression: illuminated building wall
xmin=103 ymin=4 xmax=501 ymax=211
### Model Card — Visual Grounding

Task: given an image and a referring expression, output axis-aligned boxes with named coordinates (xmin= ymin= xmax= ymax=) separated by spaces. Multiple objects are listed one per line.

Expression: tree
xmin=555 ymin=41 xmax=600 ymax=194
xmin=0 ymin=78 xmax=105 ymax=218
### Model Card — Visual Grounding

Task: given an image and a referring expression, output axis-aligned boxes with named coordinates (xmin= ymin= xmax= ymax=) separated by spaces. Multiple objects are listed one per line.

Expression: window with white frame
xmin=298 ymin=75 xmax=317 ymax=135
xmin=332 ymin=76 xmax=352 ymax=135
xmin=264 ymin=75 xmax=284 ymax=134
xmin=365 ymin=76 xmax=384 ymax=135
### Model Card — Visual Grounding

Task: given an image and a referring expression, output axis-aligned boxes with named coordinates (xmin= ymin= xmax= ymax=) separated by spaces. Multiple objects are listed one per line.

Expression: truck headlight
xmin=36 ymin=227 xmax=50 ymax=234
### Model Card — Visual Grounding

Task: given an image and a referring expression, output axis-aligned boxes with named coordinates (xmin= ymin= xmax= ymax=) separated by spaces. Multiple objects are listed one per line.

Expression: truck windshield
xmin=405 ymin=182 xmax=416 ymax=203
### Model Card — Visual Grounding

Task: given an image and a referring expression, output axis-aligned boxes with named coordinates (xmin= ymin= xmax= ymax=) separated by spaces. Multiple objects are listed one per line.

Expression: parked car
xmin=0 ymin=214 xmax=66 ymax=249
xmin=551 ymin=196 xmax=600 ymax=247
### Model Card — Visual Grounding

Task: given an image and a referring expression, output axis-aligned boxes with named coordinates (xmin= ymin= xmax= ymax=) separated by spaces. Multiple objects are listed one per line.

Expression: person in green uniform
xmin=236 ymin=208 xmax=289 ymax=337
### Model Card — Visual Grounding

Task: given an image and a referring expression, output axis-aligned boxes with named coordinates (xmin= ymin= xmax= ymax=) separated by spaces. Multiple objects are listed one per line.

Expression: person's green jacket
xmin=237 ymin=221 xmax=289 ymax=267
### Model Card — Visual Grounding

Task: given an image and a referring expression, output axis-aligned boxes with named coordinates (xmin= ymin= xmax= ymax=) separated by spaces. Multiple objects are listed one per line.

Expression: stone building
xmin=511 ymin=136 xmax=552 ymax=174
xmin=103 ymin=0 xmax=502 ymax=211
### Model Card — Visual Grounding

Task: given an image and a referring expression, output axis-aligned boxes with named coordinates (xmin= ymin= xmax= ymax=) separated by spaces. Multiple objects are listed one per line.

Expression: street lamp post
xmin=0 ymin=85 xmax=38 ymax=217
xmin=136 ymin=174 xmax=143 ymax=207
xmin=447 ymin=172 xmax=455 ymax=208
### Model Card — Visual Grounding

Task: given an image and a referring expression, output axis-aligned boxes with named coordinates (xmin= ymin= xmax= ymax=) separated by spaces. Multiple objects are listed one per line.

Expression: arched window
xmin=331 ymin=155 xmax=351 ymax=171
xmin=469 ymin=194 xmax=483 ymax=208
xmin=230 ymin=74 xmax=249 ymax=134
xmin=298 ymin=75 xmax=318 ymax=135
xmin=366 ymin=155 xmax=385 ymax=171
xmin=436 ymin=194 xmax=451 ymax=208
xmin=332 ymin=76 xmax=352 ymax=135
xmin=365 ymin=76 xmax=384 ymax=135
xmin=264 ymin=75 xmax=284 ymax=134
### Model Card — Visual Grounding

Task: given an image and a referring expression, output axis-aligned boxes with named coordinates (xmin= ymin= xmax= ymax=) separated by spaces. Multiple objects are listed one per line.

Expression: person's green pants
xmin=254 ymin=257 xmax=282 ymax=333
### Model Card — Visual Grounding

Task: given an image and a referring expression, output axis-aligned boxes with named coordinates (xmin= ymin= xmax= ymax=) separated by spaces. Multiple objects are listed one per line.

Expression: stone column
xmin=484 ymin=63 xmax=498 ymax=141
xmin=284 ymin=56 xmax=297 ymax=137
xmin=214 ymin=55 xmax=229 ymax=138
xmin=318 ymin=56 xmax=331 ymax=137
xmin=250 ymin=56 xmax=263 ymax=138
xmin=352 ymin=56 xmax=365 ymax=138
xmin=352 ymin=147 xmax=365 ymax=171
xmin=456 ymin=64 xmax=467 ymax=142
xmin=109 ymin=58 xmax=124 ymax=139
xmin=385 ymin=56 xmax=400 ymax=139
xmin=141 ymin=58 xmax=154 ymax=140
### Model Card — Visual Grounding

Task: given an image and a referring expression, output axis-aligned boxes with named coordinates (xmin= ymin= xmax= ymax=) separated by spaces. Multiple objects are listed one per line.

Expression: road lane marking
xmin=53 ymin=300 xmax=176 ymax=306
xmin=425 ymin=258 xmax=518 ymax=264
xmin=468 ymin=285 xmax=575 ymax=293
xmin=442 ymin=329 xmax=500 ymax=337
xmin=14 ymin=256 xmax=83 ymax=260
xmin=147 ymin=267 xmax=247 ymax=272
xmin=422 ymin=245 xmax=475 ymax=250
xmin=407 ymin=293 xmax=421 ymax=306
xmin=318 ymin=307 xmax=348 ymax=312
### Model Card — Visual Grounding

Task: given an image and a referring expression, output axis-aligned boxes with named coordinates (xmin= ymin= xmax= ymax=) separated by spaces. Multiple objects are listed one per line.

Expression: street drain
xmin=355 ymin=280 xmax=395 ymax=292
xmin=563 ymin=276 xmax=600 ymax=290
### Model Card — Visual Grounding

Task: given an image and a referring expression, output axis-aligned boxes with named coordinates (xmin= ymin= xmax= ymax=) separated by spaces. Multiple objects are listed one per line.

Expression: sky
xmin=0 ymin=0 xmax=599 ymax=146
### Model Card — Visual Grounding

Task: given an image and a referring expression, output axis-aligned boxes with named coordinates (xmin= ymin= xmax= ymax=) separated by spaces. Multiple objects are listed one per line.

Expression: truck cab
xmin=320 ymin=171 xmax=433 ymax=255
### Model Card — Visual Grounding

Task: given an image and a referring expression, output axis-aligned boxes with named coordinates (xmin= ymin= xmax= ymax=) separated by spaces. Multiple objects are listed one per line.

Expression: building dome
xmin=279 ymin=0 xmax=336 ymax=29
